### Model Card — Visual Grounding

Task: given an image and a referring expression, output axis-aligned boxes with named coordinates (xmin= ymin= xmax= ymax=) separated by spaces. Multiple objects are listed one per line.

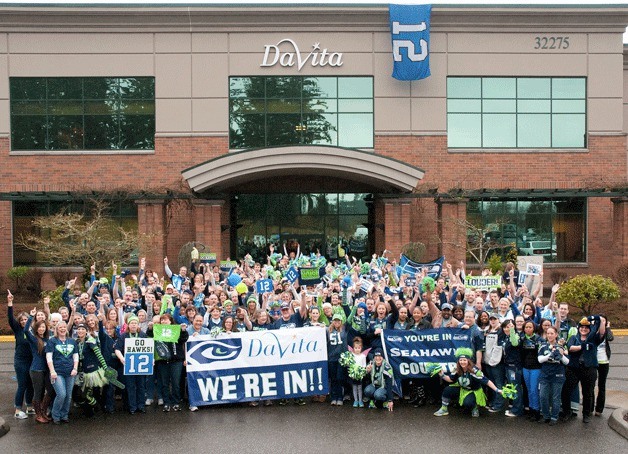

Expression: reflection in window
xmin=229 ymin=76 xmax=374 ymax=149
xmin=10 ymin=77 xmax=155 ymax=151
xmin=447 ymin=77 xmax=586 ymax=148
xmin=235 ymin=193 xmax=370 ymax=264
xmin=466 ymin=198 xmax=586 ymax=263
xmin=13 ymin=200 xmax=138 ymax=266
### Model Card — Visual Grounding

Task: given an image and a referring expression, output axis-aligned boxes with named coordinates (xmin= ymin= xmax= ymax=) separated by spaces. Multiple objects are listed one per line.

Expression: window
xmin=229 ymin=76 xmax=373 ymax=149
xmin=235 ymin=193 xmax=370 ymax=263
xmin=447 ymin=77 xmax=586 ymax=148
xmin=13 ymin=200 xmax=138 ymax=266
xmin=466 ymin=198 xmax=586 ymax=263
xmin=10 ymin=77 xmax=155 ymax=151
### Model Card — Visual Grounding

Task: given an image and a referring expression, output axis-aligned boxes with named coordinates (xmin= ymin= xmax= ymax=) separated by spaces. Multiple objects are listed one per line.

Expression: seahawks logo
xmin=187 ymin=339 xmax=242 ymax=366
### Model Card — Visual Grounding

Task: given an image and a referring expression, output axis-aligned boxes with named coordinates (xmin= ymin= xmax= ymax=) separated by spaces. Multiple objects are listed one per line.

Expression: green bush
xmin=40 ymin=285 xmax=66 ymax=314
xmin=7 ymin=266 xmax=30 ymax=292
xmin=505 ymin=243 xmax=518 ymax=268
xmin=555 ymin=274 xmax=620 ymax=315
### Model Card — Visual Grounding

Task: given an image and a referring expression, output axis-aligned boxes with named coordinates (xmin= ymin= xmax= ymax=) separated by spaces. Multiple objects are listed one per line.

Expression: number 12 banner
xmin=389 ymin=3 xmax=432 ymax=81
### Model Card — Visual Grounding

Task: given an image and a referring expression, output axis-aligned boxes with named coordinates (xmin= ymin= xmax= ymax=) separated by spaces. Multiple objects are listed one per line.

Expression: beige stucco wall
xmin=0 ymin=7 xmax=626 ymax=141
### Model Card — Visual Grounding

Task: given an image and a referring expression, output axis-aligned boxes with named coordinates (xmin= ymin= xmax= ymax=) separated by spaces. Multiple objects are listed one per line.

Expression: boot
xmin=34 ymin=401 xmax=48 ymax=424
xmin=41 ymin=395 xmax=53 ymax=421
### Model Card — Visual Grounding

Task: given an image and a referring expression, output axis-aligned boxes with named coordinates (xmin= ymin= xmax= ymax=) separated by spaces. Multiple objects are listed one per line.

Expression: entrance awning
xmin=182 ymin=146 xmax=425 ymax=194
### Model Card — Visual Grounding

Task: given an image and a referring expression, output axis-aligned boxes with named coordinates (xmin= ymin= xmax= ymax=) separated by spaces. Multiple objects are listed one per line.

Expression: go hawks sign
xmin=260 ymin=39 xmax=343 ymax=70
xmin=186 ymin=327 xmax=329 ymax=406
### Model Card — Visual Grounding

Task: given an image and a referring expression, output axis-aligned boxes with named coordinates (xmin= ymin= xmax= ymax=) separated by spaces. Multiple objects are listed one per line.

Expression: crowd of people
xmin=6 ymin=244 xmax=613 ymax=425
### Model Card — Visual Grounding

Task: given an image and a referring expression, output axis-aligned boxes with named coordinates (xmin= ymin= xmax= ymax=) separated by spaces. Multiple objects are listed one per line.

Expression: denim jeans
xmin=145 ymin=371 xmax=163 ymax=401
xmin=51 ymin=374 xmax=75 ymax=422
xmin=14 ymin=361 xmax=33 ymax=408
xmin=125 ymin=375 xmax=146 ymax=412
xmin=505 ymin=365 xmax=524 ymax=415
xmin=328 ymin=361 xmax=345 ymax=401
xmin=484 ymin=362 xmax=505 ymax=410
xmin=364 ymin=384 xmax=388 ymax=403
xmin=540 ymin=378 xmax=565 ymax=421
xmin=157 ymin=361 xmax=183 ymax=406
xmin=522 ymin=368 xmax=541 ymax=411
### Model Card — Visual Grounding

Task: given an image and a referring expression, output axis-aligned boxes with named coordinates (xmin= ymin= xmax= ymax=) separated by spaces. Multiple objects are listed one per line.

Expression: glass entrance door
xmin=234 ymin=193 xmax=371 ymax=264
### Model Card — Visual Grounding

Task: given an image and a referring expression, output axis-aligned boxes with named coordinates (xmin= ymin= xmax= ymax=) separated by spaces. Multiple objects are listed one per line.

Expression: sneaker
xmin=330 ymin=400 xmax=337 ymax=406
xmin=263 ymin=400 xmax=273 ymax=406
xmin=145 ymin=399 xmax=153 ymax=406
xmin=368 ymin=400 xmax=376 ymax=409
xmin=594 ymin=411 xmax=602 ymax=417
xmin=157 ymin=399 xmax=164 ymax=406
xmin=163 ymin=405 xmax=171 ymax=412
xmin=433 ymin=407 xmax=449 ymax=416
xmin=505 ymin=410 xmax=518 ymax=417
xmin=487 ymin=406 xmax=500 ymax=413
xmin=548 ymin=419 xmax=558 ymax=426
xmin=583 ymin=415 xmax=591 ymax=424
xmin=172 ymin=405 xmax=181 ymax=412
xmin=279 ymin=399 xmax=289 ymax=406
xmin=353 ymin=401 xmax=359 ymax=408
xmin=26 ymin=407 xmax=35 ymax=415
xmin=336 ymin=400 xmax=343 ymax=406
xmin=14 ymin=410 xmax=27 ymax=420
xmin=472 ymin=407 xmax=480 ymax=418
xmin=296 ymin=398 xmax=306 ymax=406
xmin=190 ymin=406 xmax=198 ymax=412
xmin=358 ymin=401 xmax=364 ymax=408
xmin=248 ymin=401 xmax=259 ymax=407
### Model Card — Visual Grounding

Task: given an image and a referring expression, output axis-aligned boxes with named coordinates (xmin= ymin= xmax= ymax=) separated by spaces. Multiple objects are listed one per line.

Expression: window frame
xmin=447 ymin=76 xmax=587 ymax=150
xmin=229 ymin=76 xmax=375 ymax=150
xmin=9 ymin=76 xmax=156 ymax=153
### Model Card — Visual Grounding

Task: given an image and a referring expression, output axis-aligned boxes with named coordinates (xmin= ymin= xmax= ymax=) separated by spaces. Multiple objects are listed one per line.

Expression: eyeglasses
xmin=269 ymin=310 xmax=281 ymax=315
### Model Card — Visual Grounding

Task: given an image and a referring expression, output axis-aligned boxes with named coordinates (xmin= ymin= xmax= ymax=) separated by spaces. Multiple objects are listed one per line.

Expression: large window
xmin=229 ymin=76 xmax=374 ymax=149
xmin=466 ymin=198 xmax=586 ymax=263
xmin=13 ymin=200 xmax=138 ymax=266
xmin=10 ymin=77 xmax=155 ymax=151
xmin=447 ymin=77 xmax=586 ymax=148
xmin=235 ymin=193 xmax=370 ymax=263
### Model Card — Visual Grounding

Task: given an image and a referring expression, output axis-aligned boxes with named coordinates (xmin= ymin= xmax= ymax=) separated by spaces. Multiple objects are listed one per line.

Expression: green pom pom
xmin=422 ymin=276 xmax=435 ymax=292
xmin=339 ymin=351 xmax=353 ymax=368
xmin=425 ymin=362 xmax=443 ymax=377
xmin=502 ymin=383 xmax=518 ymax=400
xmin=360 ymin=262 xmax=370 ymax=275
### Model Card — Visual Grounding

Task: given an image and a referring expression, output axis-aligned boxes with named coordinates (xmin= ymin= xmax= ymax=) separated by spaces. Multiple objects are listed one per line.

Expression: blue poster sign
xmin=396 ymin=255 xmax=444 ymax=280
xmin=284 ymin=266 xmax=299 ymax=284
xmin=381 ymin=328 xmax=472 ymax=378
xmin=389 ymin=3 xmax=432 ymax=81
xmin=256 ymin=278 xmax=274 ymax=293
xmin=186 ymin=328 xmax=329 ymax=406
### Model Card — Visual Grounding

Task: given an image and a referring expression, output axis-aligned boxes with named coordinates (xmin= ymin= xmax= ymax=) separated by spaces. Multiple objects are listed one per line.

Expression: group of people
xmin=6 ymin=245 xmax=614 ymax=425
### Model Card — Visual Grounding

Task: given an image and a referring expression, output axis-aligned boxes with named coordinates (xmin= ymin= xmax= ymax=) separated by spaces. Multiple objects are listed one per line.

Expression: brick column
xmin=437 ymin=197 xmax=468 ymax=264
xmin=612 ymin=197 xmax=628 ymax=264
xmin=381 ymin=197 xmax=412 ymax=259
xmin=193 ymin=199 xmax=225 ymax=262
xmin=136 ymin=199 xmax=166 ymax=270
xmin=0 ymin=201 xmax=12 ymax=276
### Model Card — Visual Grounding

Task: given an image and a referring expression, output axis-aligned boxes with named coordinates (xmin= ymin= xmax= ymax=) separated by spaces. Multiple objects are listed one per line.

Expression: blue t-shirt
xmin=46 ymin=337 xmax=77 ymax=376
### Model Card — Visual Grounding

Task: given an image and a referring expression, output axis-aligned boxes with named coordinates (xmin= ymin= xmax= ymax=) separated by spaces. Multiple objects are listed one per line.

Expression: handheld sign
xmin=220 ymin=260 xmax=238 ymax=272
xmin=153 ymin=324 xmax=181 ymax=343
xmin=285 ymin=266 xmax=299 ymax=284
xmin=200 ymin=252 xmax=217 ymax=264
xmin=124 ymin=338 xmax=154 ymax=376
xmin=256 ymin=278 xmax=274 ymax=293
xmin=299 ymin=267 xmax=323 ymax=286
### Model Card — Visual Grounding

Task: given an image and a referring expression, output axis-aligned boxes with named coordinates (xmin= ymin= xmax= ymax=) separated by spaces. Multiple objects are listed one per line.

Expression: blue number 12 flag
xmin=389 ymin=3 xmax=432 ymax=81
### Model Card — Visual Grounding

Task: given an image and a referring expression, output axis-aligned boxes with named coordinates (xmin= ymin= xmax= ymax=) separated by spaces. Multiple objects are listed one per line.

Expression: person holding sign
xmin=148 ymin=313 xmax=189 ymax=412
xmin=115 ymin=315 xmax=148 ymax=414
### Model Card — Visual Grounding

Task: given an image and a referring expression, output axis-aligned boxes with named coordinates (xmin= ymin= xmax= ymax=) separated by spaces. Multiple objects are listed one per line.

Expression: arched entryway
xmin=182 ymin=145 xmax=425 ymax=261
